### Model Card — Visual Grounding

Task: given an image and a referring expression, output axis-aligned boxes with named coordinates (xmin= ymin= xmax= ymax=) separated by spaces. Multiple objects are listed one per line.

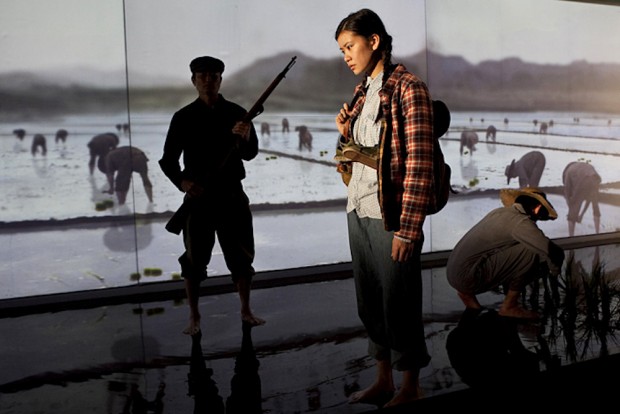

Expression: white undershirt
xmin=346 ymin=72 xmax=383 ymax=219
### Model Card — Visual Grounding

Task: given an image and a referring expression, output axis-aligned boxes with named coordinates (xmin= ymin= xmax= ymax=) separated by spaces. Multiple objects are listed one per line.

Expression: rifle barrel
xmin=243 ymin=56 xmax=297 ymax=121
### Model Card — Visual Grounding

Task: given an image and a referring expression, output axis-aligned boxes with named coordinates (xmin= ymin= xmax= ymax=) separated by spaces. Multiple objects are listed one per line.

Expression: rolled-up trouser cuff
xmin=369 ymin=337 xmax=431 ymax=371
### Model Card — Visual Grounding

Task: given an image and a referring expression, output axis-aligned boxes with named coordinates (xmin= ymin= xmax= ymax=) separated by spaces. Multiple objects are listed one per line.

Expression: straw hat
xmin=499 ymin=187 xmax=558 ymax=220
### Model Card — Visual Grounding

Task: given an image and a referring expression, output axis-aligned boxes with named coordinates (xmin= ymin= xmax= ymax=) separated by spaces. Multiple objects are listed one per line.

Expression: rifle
xmin=165 ymin=56 xmax=297 ymax=235
xmin=216 ymin=55 xmax=296 ymax=169
xmin=242 ymin=55 xmax=297 ymax=122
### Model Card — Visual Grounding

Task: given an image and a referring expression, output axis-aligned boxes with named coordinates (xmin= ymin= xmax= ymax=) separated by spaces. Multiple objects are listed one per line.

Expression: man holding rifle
xmin=159 ymin=56 xmax=263 ymax=335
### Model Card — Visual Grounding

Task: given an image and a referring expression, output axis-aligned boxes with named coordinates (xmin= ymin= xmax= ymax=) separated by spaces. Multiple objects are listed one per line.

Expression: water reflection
xmin=459 ymin=156 xmax=478 ymax=182
xmin=188 ymin=322 xmax=262 ymax=414
xmin=121 ymin=382 xmax=166 ymax=414
xmin=446 ymin=308 xmax=539 ymax=388
xmin=545 ymin=247 xmax=617 ymax=362
xmin=31 ymin=157 xmax=48 ymax=178
xmin=89 ymin=173 xmax=113 ymax=207
xmin=485 ymin=139 xmax=496 ymax=154
xmin=112 ymin=334 xmax=166 ymax=414
xmin=188 ymin=330 xmax=225 ymax=413
xmin=103 ymin=218 xmax=153 ymax=252
xmin=226 ymin=322 xmax=262 ymax=413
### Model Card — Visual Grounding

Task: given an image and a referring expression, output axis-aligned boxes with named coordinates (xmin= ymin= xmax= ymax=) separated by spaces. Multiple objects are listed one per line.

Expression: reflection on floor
xmin=2 ymin=248 xmax=620 ymax=413
xmin=188 ymin=324 xmax=262 ymax=413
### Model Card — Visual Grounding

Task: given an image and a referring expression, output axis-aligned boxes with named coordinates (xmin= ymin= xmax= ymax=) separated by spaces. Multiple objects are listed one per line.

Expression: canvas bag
xmin=427 ymin=99 xmax=453 ymax=215
xmin=335 ymin=99 xmax=453 ymax=214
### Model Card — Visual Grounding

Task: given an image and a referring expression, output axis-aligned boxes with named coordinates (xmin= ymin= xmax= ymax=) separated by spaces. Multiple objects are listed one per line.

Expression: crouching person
xmin=446 ymin=188 xmax=565 ymax=319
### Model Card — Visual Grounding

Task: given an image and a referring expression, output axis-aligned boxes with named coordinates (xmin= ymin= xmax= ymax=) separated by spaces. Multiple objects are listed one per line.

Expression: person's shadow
xmin=188 ymin=322 xmax=262 ymax=414
xmin=446 ymin=308 xmax=540 ymax=389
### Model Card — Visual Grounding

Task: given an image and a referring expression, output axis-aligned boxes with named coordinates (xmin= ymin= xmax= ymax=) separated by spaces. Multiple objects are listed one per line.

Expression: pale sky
xmin=2 ymin=0 xmax=620 ymax=83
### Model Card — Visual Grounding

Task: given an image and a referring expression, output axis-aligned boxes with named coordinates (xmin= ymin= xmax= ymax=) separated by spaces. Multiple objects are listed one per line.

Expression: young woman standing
xmin=335 ymin=8 xmax=435 ymax=408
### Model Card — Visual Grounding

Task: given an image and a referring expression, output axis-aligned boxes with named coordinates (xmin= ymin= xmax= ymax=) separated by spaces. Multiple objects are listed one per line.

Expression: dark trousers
xmin=180 ymin=191 xmax=255 ymax=283
xmin=347 ymin=211 xmax=430 ymax=371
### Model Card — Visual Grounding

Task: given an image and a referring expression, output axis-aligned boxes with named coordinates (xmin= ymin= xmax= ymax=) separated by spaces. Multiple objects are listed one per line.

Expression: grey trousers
xmin=447 ymin=244 xmax=540 ymax=295
xmin=347 ymin=211 xmax=430 ymax=371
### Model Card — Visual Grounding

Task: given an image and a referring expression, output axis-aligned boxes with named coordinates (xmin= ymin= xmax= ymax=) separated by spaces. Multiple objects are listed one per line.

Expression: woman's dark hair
xmin=515 ymin=194 xmax=548 ymax=220
xmin=335 ymin=9 xmax=393 ymax=76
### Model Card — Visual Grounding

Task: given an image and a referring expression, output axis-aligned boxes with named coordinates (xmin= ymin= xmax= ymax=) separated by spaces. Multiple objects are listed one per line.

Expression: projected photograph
xmin=1 ymin=0 xmax=620 ymax=298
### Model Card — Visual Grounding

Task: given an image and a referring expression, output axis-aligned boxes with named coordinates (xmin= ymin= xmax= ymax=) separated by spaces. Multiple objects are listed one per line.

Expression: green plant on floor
xmin=143 ymin=267 xmax=163 ymax=276
xmin=468 ymin=177 xmax=479 ymax=187
xmin=526 ymin=250 xmax=620 ymax=365
xmin=95 ymin=199 xmax=115 ymax=211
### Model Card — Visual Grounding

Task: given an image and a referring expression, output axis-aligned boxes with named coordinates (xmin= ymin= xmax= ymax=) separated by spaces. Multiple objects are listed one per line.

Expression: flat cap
xmin=190 ymin=56 xmax=225 ymax=74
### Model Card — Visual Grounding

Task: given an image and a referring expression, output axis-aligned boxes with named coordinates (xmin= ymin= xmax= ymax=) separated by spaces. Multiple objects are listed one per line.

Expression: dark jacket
xmin=159 ymin=95 xmax=258 ymax=193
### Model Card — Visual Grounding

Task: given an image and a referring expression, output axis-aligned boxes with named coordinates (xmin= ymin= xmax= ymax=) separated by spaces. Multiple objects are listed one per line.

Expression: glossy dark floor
xmin=2 ymin=258 xmax=620 ymax=413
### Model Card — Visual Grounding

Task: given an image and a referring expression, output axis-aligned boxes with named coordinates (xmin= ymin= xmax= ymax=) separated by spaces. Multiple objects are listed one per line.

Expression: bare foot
xmin=182 ymin=318 xmax=201 ymax=335
xmin=242 ymin=312 xmax=266 ymax=326
xmin=457 ymin=291 xmax=482 ymax=309
xmin=498 ymin=306 xmax=540 ymax=320
xmin=383 ymin=385 xmax=423 ymax=408
xmin=349 ymin=383 xmax=394 ymax=406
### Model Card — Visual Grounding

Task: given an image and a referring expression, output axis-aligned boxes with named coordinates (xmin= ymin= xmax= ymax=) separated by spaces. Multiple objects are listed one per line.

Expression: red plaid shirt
xmin=345 ymin=64 xmax=434 ymax=243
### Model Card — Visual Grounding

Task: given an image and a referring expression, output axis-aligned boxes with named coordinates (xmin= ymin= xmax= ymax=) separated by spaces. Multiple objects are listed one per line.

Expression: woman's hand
xmin=335 ymin=102 xmax=352 ymax=137
xmin=391 ymin=237 xmax=415 ymax=262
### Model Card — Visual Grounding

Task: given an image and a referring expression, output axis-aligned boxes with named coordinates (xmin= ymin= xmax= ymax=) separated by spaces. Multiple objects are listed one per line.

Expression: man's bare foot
xmin=498 ymin=306 xmax=540 ymax=320
xmin=242 ymin=312 xmax=265 ymax=326
xmin=383 ymin=385 xmax=423 ymax=408
xmin=349 ymin=382 xmax=395 ymax=406
xmin=182 ymin=318 xmax=201 ymax=335
xmin=457 ymin=291 xmax=482 ymax=309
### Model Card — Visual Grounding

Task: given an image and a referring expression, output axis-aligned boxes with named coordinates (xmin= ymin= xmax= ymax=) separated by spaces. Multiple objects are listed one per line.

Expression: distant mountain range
xmin=1 ymin=50 xmax=619 ymax=121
